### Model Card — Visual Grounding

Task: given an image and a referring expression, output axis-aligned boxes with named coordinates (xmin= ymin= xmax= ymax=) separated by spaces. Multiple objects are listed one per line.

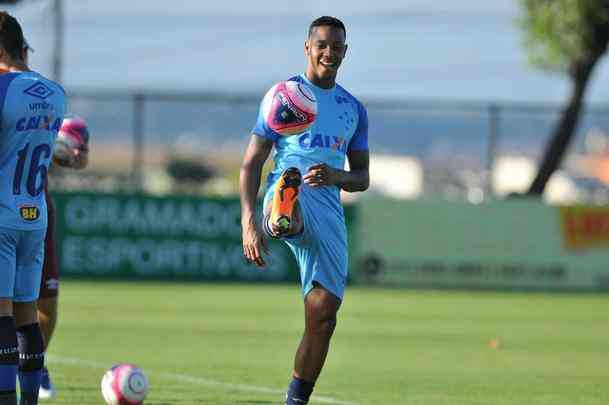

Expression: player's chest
xmin=294 ymin=95 xmax=358 ymax=153
xmin=315 ymin=94 xmax=358 ymax=135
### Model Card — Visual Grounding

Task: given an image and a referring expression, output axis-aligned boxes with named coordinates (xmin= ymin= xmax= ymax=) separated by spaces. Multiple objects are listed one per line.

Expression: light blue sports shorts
xmin=263 ymin=183 xmax=348 ymax=300
xmin=0 ymin=227 xmax=45 ymax=302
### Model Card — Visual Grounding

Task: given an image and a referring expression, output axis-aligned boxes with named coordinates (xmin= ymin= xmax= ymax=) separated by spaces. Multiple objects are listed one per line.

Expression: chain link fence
xmin=50 ymin=90 xmax=609 ymax=203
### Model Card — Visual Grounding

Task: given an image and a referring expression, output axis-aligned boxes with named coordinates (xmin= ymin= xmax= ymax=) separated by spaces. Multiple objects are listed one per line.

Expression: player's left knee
xmin=306 ymin=312 xmax=337 ymax=337
xmin=319 ymin=316 xmax=337 ymax=337
xmin=306 ymin=296 xmax=339 ymax=336
xmin=16 ymin=323 xmax=44 ymax=371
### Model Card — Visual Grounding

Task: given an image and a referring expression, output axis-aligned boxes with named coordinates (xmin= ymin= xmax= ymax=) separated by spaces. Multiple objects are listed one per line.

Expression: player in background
xmin=38 ymin=116 xmax=89 ymax=400
xmin=0 ymin=11 xmax=67 ymax=405
xmin=240 ymin=16 xmax=369 ymax=405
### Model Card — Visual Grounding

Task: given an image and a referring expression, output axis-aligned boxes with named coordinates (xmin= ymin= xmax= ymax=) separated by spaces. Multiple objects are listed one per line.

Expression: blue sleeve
xmin=251 ymin=95 xmax=280 ymax=142
xmin=0 ymin=73 xmax=20 ymax=132
xmin=348 ymin=101 xmax=369 ymax=152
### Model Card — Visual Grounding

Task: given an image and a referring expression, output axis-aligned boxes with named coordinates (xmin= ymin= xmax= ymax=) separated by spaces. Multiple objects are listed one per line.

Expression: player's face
xmin=305 ymin=26 xmax=347 ymax=87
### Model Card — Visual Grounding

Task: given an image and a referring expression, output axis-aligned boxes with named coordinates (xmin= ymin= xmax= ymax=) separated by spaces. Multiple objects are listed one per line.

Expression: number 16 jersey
xmin=0 ymin=71 xmax=66 ymax=230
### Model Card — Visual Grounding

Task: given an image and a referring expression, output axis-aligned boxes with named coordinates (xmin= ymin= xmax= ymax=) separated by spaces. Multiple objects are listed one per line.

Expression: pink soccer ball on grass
xmin=101 ymin=363 xmax=149 ymax=405
xmin=262 ymin=80 xmax=317 ymax=136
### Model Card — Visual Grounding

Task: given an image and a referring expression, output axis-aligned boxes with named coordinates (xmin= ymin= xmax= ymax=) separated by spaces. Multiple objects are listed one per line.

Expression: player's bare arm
xmin=240 ymin=134 xmax=273 ymax=267
xmin=303 ymin=149 xmax=369 ymax=191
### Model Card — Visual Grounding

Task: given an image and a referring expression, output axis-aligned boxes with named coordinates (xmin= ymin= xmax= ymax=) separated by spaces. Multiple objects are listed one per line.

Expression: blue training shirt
xmin=252 ymin=74 xmax=368 ymax=209
xmin=0 ymin=71 xmax=67 ymax=230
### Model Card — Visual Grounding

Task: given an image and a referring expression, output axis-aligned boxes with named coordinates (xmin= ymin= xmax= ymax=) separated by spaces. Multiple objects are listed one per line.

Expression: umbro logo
xmin=24 ymin=82 xmax=54 ymax=99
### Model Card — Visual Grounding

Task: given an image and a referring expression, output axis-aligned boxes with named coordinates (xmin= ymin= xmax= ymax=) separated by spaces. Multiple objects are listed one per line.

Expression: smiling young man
xmin=240 ymin=16 xmax=369 ymax=405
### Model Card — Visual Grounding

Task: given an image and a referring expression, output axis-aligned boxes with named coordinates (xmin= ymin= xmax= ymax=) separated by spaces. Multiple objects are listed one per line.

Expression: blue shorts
xmin=264 ymin=184 xmax=348 ymax=300
xmin=0 ymin=227 xmax=45 ymax=302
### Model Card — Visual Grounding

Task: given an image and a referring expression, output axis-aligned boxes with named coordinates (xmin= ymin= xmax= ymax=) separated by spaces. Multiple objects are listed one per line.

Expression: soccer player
xmin=240 ymin=16 xmax=369 ymax=405
xmin=37 ymin=116 xmax=89 ymax=400
xmin=0 ymin=12 xmax=66 ymax=405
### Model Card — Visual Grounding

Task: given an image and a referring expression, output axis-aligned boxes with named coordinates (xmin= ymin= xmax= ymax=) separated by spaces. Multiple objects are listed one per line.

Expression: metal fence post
xmin=132 ymin=93 xmax=145 ymax=190
xmin=52 ymin=0 xmax=64 ymax=83
xmin=487 ymin=104 xmax=500 ymax=197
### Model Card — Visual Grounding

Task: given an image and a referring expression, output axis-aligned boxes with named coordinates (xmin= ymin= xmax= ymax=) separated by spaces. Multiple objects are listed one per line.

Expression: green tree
xmin=519 ymin=0 xmax=609 ymax=195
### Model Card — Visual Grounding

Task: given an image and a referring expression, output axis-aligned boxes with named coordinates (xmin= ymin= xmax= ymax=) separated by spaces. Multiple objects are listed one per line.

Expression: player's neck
xmin=0 ymin=60 xmax=29 ymax=73
xmin=305 ymin=71 xmax=336 ymax=90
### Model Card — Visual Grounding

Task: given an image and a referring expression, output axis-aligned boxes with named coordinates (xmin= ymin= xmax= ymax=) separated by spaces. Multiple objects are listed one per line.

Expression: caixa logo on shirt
xmin=298 ymin=133 xmax=347 ymax=152
xmin=16 ymin=115 xmax=62 ymax=132
xmin=19 ymin=204 xmax=40 ymax=222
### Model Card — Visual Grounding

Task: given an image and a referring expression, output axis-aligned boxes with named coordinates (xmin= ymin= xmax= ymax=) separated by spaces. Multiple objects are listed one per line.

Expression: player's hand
xmin=303 ymin=163 xmax=340 ymax=187
xmin=242 ymin=222 xmax=269 ymax=267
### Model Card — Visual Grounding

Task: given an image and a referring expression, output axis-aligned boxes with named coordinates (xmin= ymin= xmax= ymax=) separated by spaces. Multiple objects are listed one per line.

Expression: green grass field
xmin=43 ymin=280 xmax=608 ymax=404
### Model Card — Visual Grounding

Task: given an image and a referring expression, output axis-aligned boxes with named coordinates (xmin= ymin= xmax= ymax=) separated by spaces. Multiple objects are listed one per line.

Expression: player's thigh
xmin=39 ymin=221 xmax=59 ymax=299
xmin=0 ymin=227 xmax=18 ymax=306
xmin=14 ymin=229 xmax=45 ymax=304
xmin=299 ymin=208 xmax=349 ymax=299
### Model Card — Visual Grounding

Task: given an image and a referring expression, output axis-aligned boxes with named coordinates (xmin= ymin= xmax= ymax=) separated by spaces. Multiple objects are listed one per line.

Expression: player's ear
xmin=343 ymin=43 xmax=348 ymax=58
xmin=304 ymin=40 xmax=310 ymax=56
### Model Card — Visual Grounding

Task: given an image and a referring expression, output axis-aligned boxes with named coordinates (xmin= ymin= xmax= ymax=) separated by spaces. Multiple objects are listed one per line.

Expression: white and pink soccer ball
xmin=262 ymin=80 xmax=317 ymax=136
xmin=53 ymin=115 xmax=90 ymax=162
xmin=101 ymin=363 xmax=149 ymax=405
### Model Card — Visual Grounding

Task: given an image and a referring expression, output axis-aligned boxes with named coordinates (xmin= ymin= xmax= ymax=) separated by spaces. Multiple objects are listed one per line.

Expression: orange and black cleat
xmin=269 ymin=167 xmax=302 ymax=236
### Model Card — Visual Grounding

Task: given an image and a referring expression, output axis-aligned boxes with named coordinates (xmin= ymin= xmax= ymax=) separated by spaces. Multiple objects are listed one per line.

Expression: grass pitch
xmin=44 ymin=280 xmax=608 ymax=404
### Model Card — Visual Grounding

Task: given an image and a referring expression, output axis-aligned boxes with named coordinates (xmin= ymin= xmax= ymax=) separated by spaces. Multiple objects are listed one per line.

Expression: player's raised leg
xmin=286 ymin=285 xmax=341 ymax=405
xmin=269 ymin=167 xmax=302 ymax=236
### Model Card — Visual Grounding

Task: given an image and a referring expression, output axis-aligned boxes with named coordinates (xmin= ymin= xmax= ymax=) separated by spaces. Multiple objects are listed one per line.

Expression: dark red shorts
xmin=39 ymin=188 xmax=59 ymax=299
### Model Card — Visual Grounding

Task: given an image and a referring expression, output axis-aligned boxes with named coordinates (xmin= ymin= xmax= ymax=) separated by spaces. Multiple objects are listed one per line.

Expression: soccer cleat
xmin=270 ymin=167 xmax=302 ymax=236
xmin=38 ymin=367 xmax=56 ymax=400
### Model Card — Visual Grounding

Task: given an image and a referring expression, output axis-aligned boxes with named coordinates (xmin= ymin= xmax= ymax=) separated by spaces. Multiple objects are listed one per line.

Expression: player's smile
xmin=319 ymin=59 xmax=339 ymax=70
xmin=305 ymin=25 xmax=347 ymax=88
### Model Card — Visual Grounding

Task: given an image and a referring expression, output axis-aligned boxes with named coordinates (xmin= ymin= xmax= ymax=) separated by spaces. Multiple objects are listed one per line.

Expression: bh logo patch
xmin=19 ymin=205 xmax=40 ymax=222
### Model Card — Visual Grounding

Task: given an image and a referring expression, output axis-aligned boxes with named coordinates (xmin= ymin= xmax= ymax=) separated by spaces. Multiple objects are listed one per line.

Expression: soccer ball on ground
xmin=262 ymin=80 xmax=317 ymax=136
xmin=101 ymin=363 xmax=149 ymax=405
xmin=53 ymin=115 xmax=89 ymax=164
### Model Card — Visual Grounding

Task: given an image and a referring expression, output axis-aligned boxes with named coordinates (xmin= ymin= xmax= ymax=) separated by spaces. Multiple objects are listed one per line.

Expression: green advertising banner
xmin=52 ymin=191 xmax=299 ymax=281
xmin=354 ymin=199 xmax=609 ymax=291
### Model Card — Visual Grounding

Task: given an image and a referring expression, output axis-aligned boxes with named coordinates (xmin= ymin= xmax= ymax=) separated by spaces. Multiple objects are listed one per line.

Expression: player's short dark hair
xmin=0 ymin=11 xmax=24 ymax=61
xmin=308 ymin=16 xmax=346 ymax=39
